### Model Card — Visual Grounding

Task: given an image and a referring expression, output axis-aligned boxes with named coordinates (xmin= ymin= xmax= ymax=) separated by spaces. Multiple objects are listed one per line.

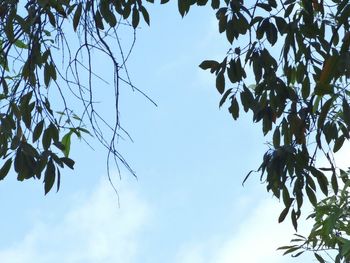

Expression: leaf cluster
xmin=197 ymin=0 xmax=350 ymax=227
xmin=0 ymin=0 xmax=153 ymax=193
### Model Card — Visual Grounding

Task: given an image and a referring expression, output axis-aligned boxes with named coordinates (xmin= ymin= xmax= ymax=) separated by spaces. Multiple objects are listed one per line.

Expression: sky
xmin=1 ymin=2 xmax=347 ymax=263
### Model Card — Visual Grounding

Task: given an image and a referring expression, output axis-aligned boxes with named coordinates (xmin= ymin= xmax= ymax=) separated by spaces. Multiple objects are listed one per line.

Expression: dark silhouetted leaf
xmin=44 ymin=159 xmax=55 ymax=195
xmin=0 ymin=159 xmax=12 ymax=180
xmin=216 ymin=72 xmax=225 ymax=94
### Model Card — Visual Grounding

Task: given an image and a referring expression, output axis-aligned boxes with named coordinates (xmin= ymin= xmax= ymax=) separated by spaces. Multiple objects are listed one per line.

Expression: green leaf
xmin=94 ymin=10 xmax=104 ymax=30
xmin=140 ymin=6 xmax=150 ymax=26
xmin=256 ymin=3 xmax=272 ymax=12
xmin=219 ymin=88 xmax=232 ymax=108
xmin=199 ymin=60 xmax=220 ymax=70
xmin=0 ymin=159 xmax=12 ymax=180
xmin=228 ymin=97 xmax=239 ymax=120
xmin=197 ymin=0 xmax=208 ymax=6
xmin=42 ymin=128 xmax=52 ymax=150
xmin=216 ymin=71 xmax=225 ymax=94
xmin=73 ymin=3 xmax=83 ymax=31
xmin=306 ymin=186 xmax=317 ymax=206
xmin=14 ymin=40 xmax=28 ymax=49
xmin=342 ymin=98 xmax=350 ymax=128
xmin=317 ymin=97 xmax=333 ymax=130
xmin=273 ymin=127 xmax=280 ymax=148
xmin=282 ymin=186 xmax=291 ymax=206
xmin=44 ymin=63 xmax=51 ymax=86
xmin=44 ymin=159 xmax=55 ymax=195
xmin=266 ymin=22 xmax=278 ymax=45
xmin=49 ymin=62 xmax=57 ymax=81
xmin=331 ymin=173 xmax=339 ymax=195
xmin=178 ymin=0 xmax=189 ymax=17
xmin=278 ymin=206 xmax=289 ymax=223
xmin=314 ymin=253 xmax=326 ymax=263
xmin=291 ymin=209 xmax=298 ymax=231
xmin=61 ymin=131 xmax=72 ymax=157
xmin=301 ymin=76 xmax=310 ymax=100
xmin=100 ymin=1 xmax=116 ymax=26
xmin=132 ymin=6 xmax=140 ymax=28
xmin=33 ymin=120 xmax=44 ymax=142
xmin=334 ymin=135 xmax=345 ymax=153
xmin=56 ymin=168 xmax=61 ymax=192
xmin=211 ymin=0 xmax=220 ymax=9
xmin=61 ymin=157 xmax=75 ymax=169
xmin=282 ymin=246 xmax=300 ymax=255
xmin=341 ymin=239 xmax=350 ymax=257
xmin=310 ymin=167 xmax=329 ymax=196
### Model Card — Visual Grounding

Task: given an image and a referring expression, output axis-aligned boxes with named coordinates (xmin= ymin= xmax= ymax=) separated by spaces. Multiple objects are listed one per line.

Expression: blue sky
xmin=1 ymin=2 xmax=344 ymax=262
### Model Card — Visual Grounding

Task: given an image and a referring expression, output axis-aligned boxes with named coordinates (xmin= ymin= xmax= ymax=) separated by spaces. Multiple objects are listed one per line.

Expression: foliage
xmin=0 ymin=0 xmax=153 ymax=194
xmin=279 ymin=182 xmax=350 ymax=262
xmin=195 ymin=0 xmax=350 ymax=261
xmin=2 ymin=0 xmax=350 ymax=262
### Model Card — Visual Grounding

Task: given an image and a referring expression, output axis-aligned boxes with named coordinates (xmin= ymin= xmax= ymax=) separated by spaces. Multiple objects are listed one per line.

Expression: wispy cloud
xmin=176 ymin=197 xmax=313 ymax=263
xmin=0 ymin=179 xmax=150 ymax=263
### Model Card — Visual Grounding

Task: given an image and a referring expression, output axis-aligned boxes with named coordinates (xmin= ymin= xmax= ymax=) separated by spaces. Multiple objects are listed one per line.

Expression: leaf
xmin=341 ymin=239 xmax=350 ymax=257
xmin=283 ymin=246 xmax=300 ymax=255
xmin=61 ymin=131 xmax=72 ymax=157
xmin=56 ymin=168 xmax=61 ymax=192
xmin=342 ymin=98 xmax=350 ymax=128
xmin=292 ymin=251 xmax=304 ymax=257
xmin=140 ymin=6 xmax=150 ymax=26
xmin=94 ymin=10 xmax=104 ymax=30
xmin=219 ymin=88 xmax=232 ymax=108
xmin=211 ymin=0 xmax=220 ymax=9
xmin=284 ymin=3 xmax=295 ymax=18
xmin=314 ymin=253 xmax=326 ymax=263
xmin=274 ymin=16 xmax=287 ymax=34
xmin=331 ymin=173 xmax=339 ymax=195
xmin=216 ymin=71 xmax=225 ymax=94
xmin=44 ymin=159 xmax=55 ymax=195
xmin=48 ymin=123 xmax=59 ymax=143
xmin=44 ymin=63 xmax=51 ymax=87
xmin=278 ymin=206 xmax=289 ymax=223
xmin=42 ymin=128 xmax=52 ymax=150
xmin=334 ymin=135 xmax=345 ymax=153
xmin=306 ymin=186 xmax=317 ymax=206
xmin=49 ymin=62 xmax=57 ymax=81
xmin=14 ymin=40 xmax=28 ymax=49
xmin=282 ymin=186 xmax=291 ymax=206
xmin=73 ymin=3 xmax=83 ymax=31
xmin=319 ymin=56 xmax=338 ymax=86
xmin=310 ymin=167 xmax=329 ymax=196
xmin=100 ymin=1 xmax=116 ymax=26
xmin=301 ymin=76 xmax=310 ymax=100
xmin=256 ymin=3 xmax=272 ymax=12
xmin=273 ymin=127 xmax=280 ymax=148
xmin=0 ymin=159 xmax=12 ymax=180
xmin=226 ymin=19 xmax=235 ymax=44
xmin=199 ymin=60 xmax=220 ymax=70
xmin=61 ymin=157 xmax=75 ymax=169
xmin=228 ymin=97 xmax=239 ymax=120
xmin=317 ymin=97 xmax=333 ymax=129
xmin=33 ymin=120 xmax=44 ymax=142
xmin=196 ymin=0 xmax=208 ymax=5
xmin=266 ymin=22 xmax=278 ymax=45
xmin=291 ymin=209 xmax=298 ymax=231
xmin=178 ymin=0 xmax=189 ymax=17
xmin=132 ymin=6 xmax=140 ymax=28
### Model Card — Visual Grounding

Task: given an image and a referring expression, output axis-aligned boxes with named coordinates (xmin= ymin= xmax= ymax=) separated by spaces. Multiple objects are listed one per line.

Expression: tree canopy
xmin=1 ymin=0 xmax=350 ymax=262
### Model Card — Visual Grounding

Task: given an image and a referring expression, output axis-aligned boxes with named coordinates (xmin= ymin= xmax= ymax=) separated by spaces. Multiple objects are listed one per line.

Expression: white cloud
xmin=176 ymin=198 xmax=313 ymax=263
xmin=0 ymin=178 xmax=150 ymax=263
